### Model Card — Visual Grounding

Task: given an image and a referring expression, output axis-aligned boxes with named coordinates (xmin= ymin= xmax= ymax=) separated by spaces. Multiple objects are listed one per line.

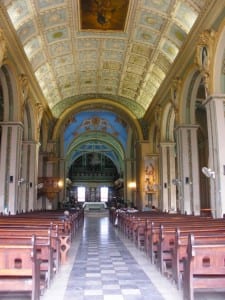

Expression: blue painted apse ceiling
xmin=64 ymin=111 xmax=128 ymax=153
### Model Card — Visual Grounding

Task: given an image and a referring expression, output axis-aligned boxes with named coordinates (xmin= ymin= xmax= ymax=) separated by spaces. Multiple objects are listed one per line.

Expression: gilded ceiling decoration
xmin=1 ymin=0 xmax=208 ymax=118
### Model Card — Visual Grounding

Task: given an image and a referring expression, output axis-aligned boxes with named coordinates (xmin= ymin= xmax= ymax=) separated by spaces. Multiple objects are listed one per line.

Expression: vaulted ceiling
xmin=2 ymin=0 xmax=207 ymax=120
xmin=1 ymin=0 xmax=212 ymax=175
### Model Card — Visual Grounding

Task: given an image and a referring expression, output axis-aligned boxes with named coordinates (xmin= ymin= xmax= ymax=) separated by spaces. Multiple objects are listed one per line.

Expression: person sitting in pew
xmin=142 ymin=205 xmax=151 ymax=212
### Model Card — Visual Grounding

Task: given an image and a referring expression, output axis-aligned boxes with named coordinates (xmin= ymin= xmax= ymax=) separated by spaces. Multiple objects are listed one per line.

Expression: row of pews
xmin=111 ymin=209 xmax=225 ymax=300
xmin=0 ymin=209 xmax=84 ymax=300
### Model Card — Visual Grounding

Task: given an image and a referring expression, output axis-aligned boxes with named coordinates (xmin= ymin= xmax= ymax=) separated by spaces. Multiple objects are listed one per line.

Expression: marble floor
xmin=40 ymin=214 xmax=225 ymax=300
xmin=41 ymin=213 xmax=183 ymax=300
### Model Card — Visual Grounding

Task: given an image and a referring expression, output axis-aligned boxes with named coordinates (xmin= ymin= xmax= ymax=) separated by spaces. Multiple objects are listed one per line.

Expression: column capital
xmin=0 ymin=121 xmax=23 ymax=128
xmin=160 ymin=142 xmax=175 ymax=147
xmin=203 ymin=94 xmax=225 ymax=106
xmin=135 ymin=140 xmax=150 ymax=145
xmin=175 ymin=124 xmax=199 ymax=131
xmin=22 ymin=140 xmax=39 ymax=145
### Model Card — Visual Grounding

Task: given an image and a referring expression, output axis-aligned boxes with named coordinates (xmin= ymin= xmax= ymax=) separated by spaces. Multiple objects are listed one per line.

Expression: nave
xmin=39 ymin=213 xmax=225 ymax=300
xmin=41 ymin=214 xmax=182 ymax=300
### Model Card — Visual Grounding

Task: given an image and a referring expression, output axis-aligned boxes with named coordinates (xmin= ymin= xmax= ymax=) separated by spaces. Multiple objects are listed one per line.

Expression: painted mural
xmin=64 ymin=110 xmax=128 ymax=151
xmin=144 ymin=155 xmax=158 ymax=193
xmin=80 ymin=0 xmax=129 ymax=30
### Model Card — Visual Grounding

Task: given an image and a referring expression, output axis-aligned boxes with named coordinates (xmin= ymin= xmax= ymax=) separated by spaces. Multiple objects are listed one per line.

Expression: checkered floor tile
xmin=63 ymin=216 xmax=164 ymax=300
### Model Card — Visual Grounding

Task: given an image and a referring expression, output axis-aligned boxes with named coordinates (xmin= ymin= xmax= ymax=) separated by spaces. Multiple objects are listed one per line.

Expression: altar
xmin=82 ymin=202 xmax=107 ymax=211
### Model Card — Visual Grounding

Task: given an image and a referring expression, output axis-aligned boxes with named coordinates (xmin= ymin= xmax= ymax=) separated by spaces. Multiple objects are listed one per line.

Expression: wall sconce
xmin=18 ymin=178 xmax=27 ymax=186
xmin=57 ymin=179 xmax=64 ymax=190
xmin=128 ymin=181 xmax=136 ymax=189
xmin=37 ymin=182 xmax=44 ymax=189
xmin=172 ymin=179 xmax=181 ymax=185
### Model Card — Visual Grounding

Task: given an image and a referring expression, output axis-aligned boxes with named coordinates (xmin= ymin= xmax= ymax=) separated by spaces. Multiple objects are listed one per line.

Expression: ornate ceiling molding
xmin=1 ymin=0 xmax=208 ymax=116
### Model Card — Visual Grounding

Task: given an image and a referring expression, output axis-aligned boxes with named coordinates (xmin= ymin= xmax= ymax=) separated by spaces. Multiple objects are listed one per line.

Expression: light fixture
xmin=18 ymin=178 xmax=26 ymax=185
xmin=37 ymin=182 xmax=44 ymax=189
xmin=128 ymin=181 xmax=136 ymax=189
xmin=202 ymin=167 xmax=215 ymax=179
xmin=57 ymin=179 xmax=64 ymax=189
xmin=172 ymin=179 xmax=181 ymax=185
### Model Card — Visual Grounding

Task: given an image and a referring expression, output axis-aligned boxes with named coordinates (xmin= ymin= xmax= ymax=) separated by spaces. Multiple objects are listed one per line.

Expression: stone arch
xmin=23 ymin=100 xmax=36 ymax=141
xmin=52 ymin=98 xmax=143 ymax=142
xmin=213 ymin=19 xmax=225 ymax=93
xmin=161 ymin=103 xmax=176 ymax=142
xmin=66 ymin=131 xmax=125 ymax=175
xmin=50 ymin=98 xmax=142 ymax=207
xmin=178 ymin=64 xmax=209 ymax=212
xmin=0 ymin=64 xmax=21 ymax=122
xmin=39 ymin=114 xmax=50 ymax=153
xmin=0 ymin=68 xmax=9 ymax=121
xmin=180 ymin=67 xmax=202 ymax=124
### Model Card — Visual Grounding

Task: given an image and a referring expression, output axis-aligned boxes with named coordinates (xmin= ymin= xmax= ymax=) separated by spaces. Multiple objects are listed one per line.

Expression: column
xmin=59 ymin=157 xmax=65 ymax=207
xmin=204 ymin=94 xmax=225 ymax=218
xmin=0 ymin=122 xmax=23 ymax=214
xmin=175 ymin=125 xmax=200 ymax=215
xmin=160 ymin=142 xmax=176 ymax=212
xmin=19 ymin=141 xmax=39 ymax=212
xmin=125 ymin=157 xmax=135 ymax=206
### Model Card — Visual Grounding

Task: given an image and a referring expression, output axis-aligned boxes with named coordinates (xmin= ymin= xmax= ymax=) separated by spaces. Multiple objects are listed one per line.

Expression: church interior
xmin=0 ymin=0 xmax=225 ymax=299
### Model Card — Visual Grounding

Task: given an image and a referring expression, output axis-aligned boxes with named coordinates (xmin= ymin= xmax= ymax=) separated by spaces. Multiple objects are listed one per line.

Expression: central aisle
xmin=42 ymin=213 xmax=183 ymax=300
xmin=63 ymin=214 xmax=165 ymax=300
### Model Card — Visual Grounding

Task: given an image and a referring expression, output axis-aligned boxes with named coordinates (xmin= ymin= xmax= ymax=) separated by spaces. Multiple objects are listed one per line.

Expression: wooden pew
xmin=0 ymin=209 xmax=84 ymax=299
xmin=172 ymin=227 xmax=225 ymax=290
xmin=183 ymin=233 xmax=225 ymax=300
xmin=158 ymin=221 xmax=225 ymax=277
xmin=0 ymin=211 xmax=77 ymax=264
xmin=0 ymin=225 xmax=61 ymax=270
xmin=144 ymin=216 xmax=225 ymax=265
xmin=0 ymin=228 xmax=57 ymax=288
xmin=0 ymin=235 xmax=42 ymax=300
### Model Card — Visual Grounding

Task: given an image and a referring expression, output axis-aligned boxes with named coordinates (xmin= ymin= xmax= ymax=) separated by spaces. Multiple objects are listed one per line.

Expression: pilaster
xmin=160 ymin=142 xmax=176 ymax=212
xmin=175 ymin=125 xmax=200 ymax=215
xmin=19 ymin=141 xmax=40 ymax=212
xmin=204 ymin=94 xmax=225 ymax=217
xmin=0 ymin=122 xmax=23 ymax=214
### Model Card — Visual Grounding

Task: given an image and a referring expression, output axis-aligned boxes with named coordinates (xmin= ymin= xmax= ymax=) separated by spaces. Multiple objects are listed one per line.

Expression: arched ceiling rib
xmin=2 ymin=0 xmax=208 ymax=118
xmin=66 ymin=134 xmax=124 ymax=174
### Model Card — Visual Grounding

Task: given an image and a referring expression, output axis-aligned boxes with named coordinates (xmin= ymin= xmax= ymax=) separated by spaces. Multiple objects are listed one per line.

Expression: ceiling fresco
xmin=80 ymin=0 xmax=129 ymax=31
xmin=64 ymin=110 xmax=128 ymax=152
xmin=1 ymin=0 xmax=208 ymax=118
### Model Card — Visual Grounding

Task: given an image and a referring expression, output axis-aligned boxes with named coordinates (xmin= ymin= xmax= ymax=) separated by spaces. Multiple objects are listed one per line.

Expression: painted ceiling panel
xmin=40 ymin=8 xmax=68 ymax=28
xmin=64 ymin=110 xmax=128 ymax=152
xmin=36 ymin=0 xmax=66 ymax=10
xmin=2 ymin=0 xmax=209 ymax=117
xmin=139 ymin=11 xmax=165 ymax=31
xmin=144 ymin=0 xmax=171 ymax=13
xmin=30 ymin=51 xmax=46 ymax=70
xmin=17 ymin=20 xmax=37 ymax=44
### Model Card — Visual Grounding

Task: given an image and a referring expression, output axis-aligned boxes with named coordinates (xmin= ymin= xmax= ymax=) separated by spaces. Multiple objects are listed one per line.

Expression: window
xmin=100 ymin=187 xmax=108 ymax=202
xmin=78 ymin=186 xmax=85 ymax=202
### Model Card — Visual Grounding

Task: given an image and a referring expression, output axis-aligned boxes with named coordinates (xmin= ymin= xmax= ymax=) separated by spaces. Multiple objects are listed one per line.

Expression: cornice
xmin=143 ymin=1 xmax=224 ymax=122
xmin=0 ymin=6 xmax=53 ymax=120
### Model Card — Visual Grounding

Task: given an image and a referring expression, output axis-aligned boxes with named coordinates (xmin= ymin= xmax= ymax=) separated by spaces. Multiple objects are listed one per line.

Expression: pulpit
xmin=38 ymin=177 xmax=63 ymax=200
